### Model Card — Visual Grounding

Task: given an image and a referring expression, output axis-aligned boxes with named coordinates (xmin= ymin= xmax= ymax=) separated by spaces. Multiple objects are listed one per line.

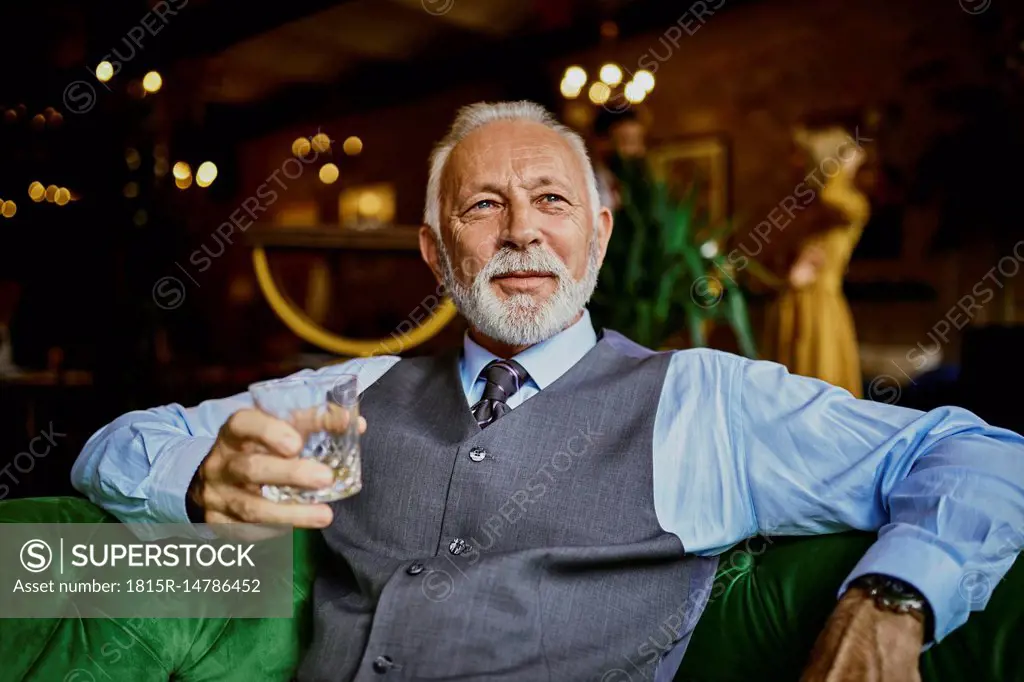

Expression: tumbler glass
xmin=250 ymin=374 xmax=362 ymax=504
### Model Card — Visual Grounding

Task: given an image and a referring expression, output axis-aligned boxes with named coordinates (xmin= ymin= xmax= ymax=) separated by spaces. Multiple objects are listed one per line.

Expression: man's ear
xmin=595 ymin=206 xmax=614 ymax=266
xmin=419 ymin=225 xmax=444 ymax=285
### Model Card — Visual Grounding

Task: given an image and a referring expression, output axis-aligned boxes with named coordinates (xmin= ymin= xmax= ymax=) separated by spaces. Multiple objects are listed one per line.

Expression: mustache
xmin=480 ymin=247 xmax=569 ymax=280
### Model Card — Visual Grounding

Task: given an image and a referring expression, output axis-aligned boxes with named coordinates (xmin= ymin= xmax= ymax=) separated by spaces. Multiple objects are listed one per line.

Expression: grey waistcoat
xmin=299 ymin=330 xmax=719 ymax=682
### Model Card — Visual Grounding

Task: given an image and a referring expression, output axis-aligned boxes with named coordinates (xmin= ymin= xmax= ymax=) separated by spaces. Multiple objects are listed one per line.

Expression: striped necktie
xmin=471 ymin=359 xmax=530 ymax=428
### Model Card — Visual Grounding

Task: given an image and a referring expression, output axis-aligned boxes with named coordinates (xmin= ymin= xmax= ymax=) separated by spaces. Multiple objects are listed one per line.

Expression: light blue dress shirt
xmin=72 ymin=308 xmax=1024 ymax=644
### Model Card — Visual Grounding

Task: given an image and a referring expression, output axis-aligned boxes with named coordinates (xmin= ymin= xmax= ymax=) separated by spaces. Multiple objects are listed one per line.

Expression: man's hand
xmin=800 ymin=587 xmax=924 ymax=682
xmin=187 ymin=407 xmax=367 ymax=529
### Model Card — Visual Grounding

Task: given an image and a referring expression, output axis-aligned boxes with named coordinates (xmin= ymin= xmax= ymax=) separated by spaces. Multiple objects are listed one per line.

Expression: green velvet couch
xmin=1 ymin=497 xmax=1021 ymax=681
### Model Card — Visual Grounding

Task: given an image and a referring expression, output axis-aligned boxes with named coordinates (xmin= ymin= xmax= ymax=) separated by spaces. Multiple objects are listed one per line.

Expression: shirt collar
xmin=461 ymin=308 xmax=598 ymax=394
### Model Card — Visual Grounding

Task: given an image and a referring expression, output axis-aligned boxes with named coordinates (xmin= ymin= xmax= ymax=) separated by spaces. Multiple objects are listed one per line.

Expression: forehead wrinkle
xmin=441 ymin=121 xmax=591 ymax=216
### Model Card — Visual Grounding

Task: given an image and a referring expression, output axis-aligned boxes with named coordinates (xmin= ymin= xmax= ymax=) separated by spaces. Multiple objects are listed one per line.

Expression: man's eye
xmin=541 ymin=194 xmax=565 ymax=204
xmin=471 ymin=200 xmax=496 ymax=210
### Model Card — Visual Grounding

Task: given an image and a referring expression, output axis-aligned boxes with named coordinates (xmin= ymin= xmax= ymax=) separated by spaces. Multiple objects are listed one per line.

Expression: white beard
xmin=439 ymin=236 xmax=601 ymax=346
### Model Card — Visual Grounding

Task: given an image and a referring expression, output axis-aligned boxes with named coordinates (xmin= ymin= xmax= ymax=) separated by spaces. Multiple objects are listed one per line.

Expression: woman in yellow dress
xmin=763 ymin=125 xmax=871 ymax=397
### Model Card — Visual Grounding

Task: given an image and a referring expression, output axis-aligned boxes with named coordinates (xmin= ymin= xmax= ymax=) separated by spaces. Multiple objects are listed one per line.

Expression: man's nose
xmin=500 ymin=200 xmax=542 ymax=249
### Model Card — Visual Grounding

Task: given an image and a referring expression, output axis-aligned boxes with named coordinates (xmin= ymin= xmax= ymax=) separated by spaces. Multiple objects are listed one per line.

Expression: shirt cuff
xmin=145 ymin=436 xmax=216 ymax=538
xmin=838 ymin=525 xmax=967 ymax=645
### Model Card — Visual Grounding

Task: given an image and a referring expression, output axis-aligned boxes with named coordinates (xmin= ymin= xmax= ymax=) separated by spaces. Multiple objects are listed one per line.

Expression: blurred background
xmin=1 ymin=0 xmax=1022 ymax=500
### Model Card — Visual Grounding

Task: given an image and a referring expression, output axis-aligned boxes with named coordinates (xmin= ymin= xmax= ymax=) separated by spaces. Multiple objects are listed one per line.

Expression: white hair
xmin=422 ymin=100 xmax=601 ymax=236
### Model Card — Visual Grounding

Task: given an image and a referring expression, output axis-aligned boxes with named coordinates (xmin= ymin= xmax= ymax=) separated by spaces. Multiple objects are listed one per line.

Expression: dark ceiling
xmin=1 ymin=0 xmax=749 ymax=141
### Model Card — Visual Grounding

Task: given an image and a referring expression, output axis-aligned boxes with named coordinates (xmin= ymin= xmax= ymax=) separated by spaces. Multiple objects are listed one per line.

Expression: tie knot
xmin=480 ymin=359 xmax=529 ymax=403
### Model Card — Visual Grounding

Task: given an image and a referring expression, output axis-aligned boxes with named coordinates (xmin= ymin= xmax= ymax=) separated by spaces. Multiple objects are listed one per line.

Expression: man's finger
xmin=221 ymin=408 xmax=303 ymax=457
xmin=222 ymin=489 xmax=334 ymax=528
xmin=225 ymin=453 xmax=335 ymax=489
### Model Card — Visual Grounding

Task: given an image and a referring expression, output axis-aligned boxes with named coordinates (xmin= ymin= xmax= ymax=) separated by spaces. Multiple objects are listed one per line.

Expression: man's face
xmin=421 ymin=119 xmax=613 ymax=346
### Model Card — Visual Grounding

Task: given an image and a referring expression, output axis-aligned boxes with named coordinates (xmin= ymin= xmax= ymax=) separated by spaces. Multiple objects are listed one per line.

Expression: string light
xmin=172 ymin=161 xmax=191 ymax=180
xmin=175 ymin=175 xmax=193 ymax=190
xmin=318 ymin=163 xmax=339 ymax=184
xmin=563 ymin=66 xmax=587 ymax=89
xmin=342 ymin=136 xmax=363 ymax=155
xmin=599 ymin=63 xmax=623 ymax=87
xmin=1 ymin=201 xmax=16 ymax=218
xmin=123 ymin=182 xmax=139 ymax=198
xmin=96 ymin=61 xmax=114 ymax=82
xmin=560 ymin=79 xmax=583 ymax=99
xmin=125 ymin=148 xmax=141 ymax=170
xmin=588 ymin=82 xmax=611 ymax=105
xmin=55 ymin=188 xmax=70 ymax=206
xmin=28 ymin=182 xmax=44 ymax=202
xmin=624 ymin=81 xmax=647 ymax=104
xmin=634 ymin=70 xmax=656 ymax=93
xmin=311 ymin=133 xmax=331 ymax=153
xmin=45 ymin=185 xmax=58 ymax=203
xmin=142 ymin=71 xmax=162 ymax=94
xmin=292 ymin=137 xmax=311 ymax=157
xmin=196 ymin=161 xmax=217 ymax=187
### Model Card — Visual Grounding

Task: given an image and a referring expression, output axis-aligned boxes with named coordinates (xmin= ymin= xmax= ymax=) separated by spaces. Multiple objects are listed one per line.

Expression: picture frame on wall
xmin=647 ymin=135 xmax=731 ymax=226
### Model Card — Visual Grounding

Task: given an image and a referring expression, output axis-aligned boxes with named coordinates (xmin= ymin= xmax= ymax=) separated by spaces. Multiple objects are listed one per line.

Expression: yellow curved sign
xmin=251 ymin=246 xmax=458 ymax=357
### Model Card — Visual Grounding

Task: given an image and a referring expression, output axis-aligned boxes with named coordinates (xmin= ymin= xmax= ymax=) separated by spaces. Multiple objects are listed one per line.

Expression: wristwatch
xmin=848 ymin=574 xmax=934 ymax=641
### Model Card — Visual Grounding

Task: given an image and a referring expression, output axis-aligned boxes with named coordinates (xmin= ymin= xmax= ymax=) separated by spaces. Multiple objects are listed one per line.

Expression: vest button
xmin=406 ymin=562 xmax=424 ymax=576
xmin=372 ymin=655 xmax=394 ymax=674
xmin=448 ymin=538 xmax=467 ymax=555
xmin=468 ymin=447 xmax=488 ymax=462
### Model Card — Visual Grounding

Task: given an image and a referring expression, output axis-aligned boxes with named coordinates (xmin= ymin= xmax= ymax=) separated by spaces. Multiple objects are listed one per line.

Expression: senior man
xmin=74 ymin=101 xmax=1024 ymax=682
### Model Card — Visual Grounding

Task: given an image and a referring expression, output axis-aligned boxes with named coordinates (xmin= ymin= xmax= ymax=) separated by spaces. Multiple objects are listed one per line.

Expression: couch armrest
xmin=676 ymin=532 xmax=1024 ymax=682
xmin=0 ymin=496 xmax=323 ymax=682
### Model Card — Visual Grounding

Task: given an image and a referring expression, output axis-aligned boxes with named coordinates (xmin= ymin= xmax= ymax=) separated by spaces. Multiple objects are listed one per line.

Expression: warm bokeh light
xmin=142 ymin=71 xmax=162 ymax=93
xmin=47 ymin=111 xmax=63 ymax=127
xmin=319 ymin=163 xmax=339 ymax=184
xmin=311 ymin=133 xmax=331 ymax=153
xmin=343 ymin=136 xmax=363 ymax=155
xmin=560 ymin=79 xmax=583 ymax=99
xmin=196 ymin=161 xmax=217 ymax=187
xmin=154 ymin=159 xmax=169 ymax=177
xmin=31 ymin=114 xmax=45 ymax=131
xmin=133 ymin=209 xmax=148 ymax=226
xmin=634 ymin=70 xmax=655 ymax=93
xmin=175 ymin=175 xmax=193 ymax=190
xmin=172 ymin=161 xmax=191 ymax=180
xmin=1 ymin=201 xmax=16 ymax=218
xmin=55 ymin=188 xmax=70 ymax=206
xmin=28 ymin=182 xmax=44 ymax=202
xmin=700 ymin=240 xmax=719 ymax=259
xmin=588 ymin=82 xmax=611 ymax=105
xmin=563 ymin=66 xmax=587 ymax=89
xmin=125 ymin=148 xmax=141 ymax=170
xmin=358 ymin=192 xmax=383 ymax=216
xmin=599 ymin=63 xmax=623 ymax=86
xmin=96 ymin=61 xmax=114 ymax=82
xmin=624 ymin=80 xmax=647 ymax=104
xmin=292 ymin=137 xmax=311 ymax=157
xmin=45 ymin=185 xmax=58 ymax=202
xmin=123 ymin=182 xmax=139 ymax=199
